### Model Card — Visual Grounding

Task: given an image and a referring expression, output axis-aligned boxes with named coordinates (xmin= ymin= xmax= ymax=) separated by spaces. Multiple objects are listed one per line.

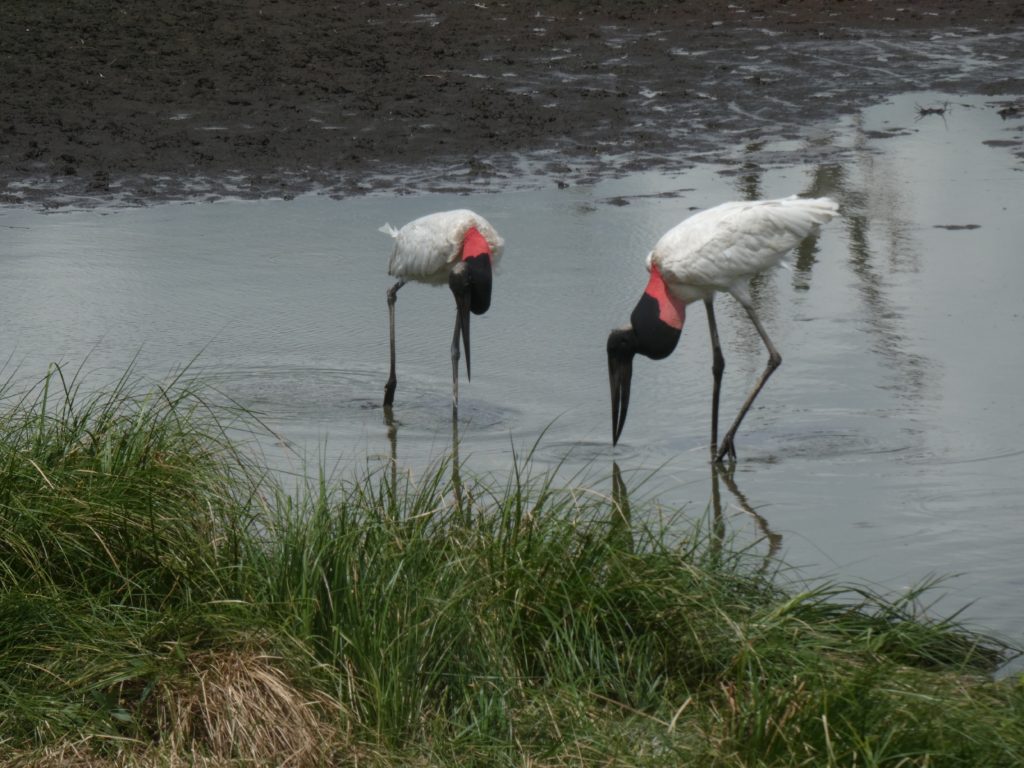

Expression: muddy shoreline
xmin=2 ymin=0 xmax=1023 ymax=208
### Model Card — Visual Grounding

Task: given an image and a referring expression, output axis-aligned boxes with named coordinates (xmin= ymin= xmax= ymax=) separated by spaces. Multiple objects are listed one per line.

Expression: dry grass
xmin=4 ymin=649 xmax=350 ymax=768
xmin=155 ymin=648 xmax=344 ymax=765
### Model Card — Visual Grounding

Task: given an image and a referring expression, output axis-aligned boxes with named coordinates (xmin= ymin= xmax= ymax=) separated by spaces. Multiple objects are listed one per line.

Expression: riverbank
xmin=1 ymin=366 xmax=1021 ymax=766
xmin=3 ymin=0 xmax=1023 ymax=208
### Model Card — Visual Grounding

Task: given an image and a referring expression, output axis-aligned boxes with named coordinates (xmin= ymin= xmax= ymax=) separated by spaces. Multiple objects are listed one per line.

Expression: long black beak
xmin=455 ymin=288 xmax=472 ymax=381
xmin=609 ymin=353 xmax=632 ymax=446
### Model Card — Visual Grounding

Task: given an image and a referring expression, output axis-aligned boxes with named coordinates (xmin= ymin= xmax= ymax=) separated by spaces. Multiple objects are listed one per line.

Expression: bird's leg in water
xmin=704 ymin=298 xmax=725 ymax=460
xmin=383 ymin=279 xmax=406 ymax=407
xmin=716 ymin=295 xmax=782 ymax=463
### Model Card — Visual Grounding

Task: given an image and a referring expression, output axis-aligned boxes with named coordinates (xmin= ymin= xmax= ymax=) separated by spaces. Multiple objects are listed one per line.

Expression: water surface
xmin=3 ymin=91 xmax=1023 ymax=667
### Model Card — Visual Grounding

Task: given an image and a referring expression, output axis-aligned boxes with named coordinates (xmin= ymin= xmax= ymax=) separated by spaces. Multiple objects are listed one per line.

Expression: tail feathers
xmin=770 ymin=196 xmax=840 ymax=237
xmin=783 ymin=195 xmax=840 ymax=221
xmin=806 ymin=198 xmax=840 ymax=228
xmin=379 ymin=223 xmax=400 ymax=238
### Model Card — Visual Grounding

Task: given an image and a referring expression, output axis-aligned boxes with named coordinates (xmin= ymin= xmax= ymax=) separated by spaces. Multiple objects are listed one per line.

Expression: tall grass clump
xmin=0 ymin=364 xmax=253 ymax=599
xmin=263 ymin=447 xmax=1024 ymax=766
xmin=2 ymin=364 xmax=1023 ymax=766
xmin=0 ymin=365 xmax=335 ymax=765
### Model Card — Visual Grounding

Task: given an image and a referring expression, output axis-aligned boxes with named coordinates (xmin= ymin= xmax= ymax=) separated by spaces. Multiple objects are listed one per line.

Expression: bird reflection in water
xmin=610 ymin=461 xmax=634 ymax=554
xmin=382 ymin=404 xmax=464 ymax=515
xmin=383 ymin=404 xmax=399 ymax=492
xmin=609 ymin=461 xmax=781 ymax=572
xmin=450 ymin=411 xmax=464 ymax=516
xmin=710 ymin=462 xmax=781 ymax=573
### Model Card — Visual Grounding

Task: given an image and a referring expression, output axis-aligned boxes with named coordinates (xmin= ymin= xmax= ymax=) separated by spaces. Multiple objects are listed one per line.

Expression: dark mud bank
xmin=2 ymin=0 xmax=1023 ymax=208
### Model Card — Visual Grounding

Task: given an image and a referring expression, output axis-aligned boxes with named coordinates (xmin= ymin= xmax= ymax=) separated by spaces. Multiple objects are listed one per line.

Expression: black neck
xmin=463 ymin=253 xmax=492 ymax=315
xmin=631 ymin=293 xmax=681 ymax=360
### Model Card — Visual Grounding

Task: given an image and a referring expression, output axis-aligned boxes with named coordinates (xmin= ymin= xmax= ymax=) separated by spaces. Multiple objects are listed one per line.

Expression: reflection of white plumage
xmin=607 ymin=195 xmax=839 ymax=462
xmin=380 ymin=209 xmax=504 ymax=410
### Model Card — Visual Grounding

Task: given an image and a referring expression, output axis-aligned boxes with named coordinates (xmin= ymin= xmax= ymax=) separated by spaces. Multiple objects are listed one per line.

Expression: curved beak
xmin=608 ymin=353 xmax=633 ymax=446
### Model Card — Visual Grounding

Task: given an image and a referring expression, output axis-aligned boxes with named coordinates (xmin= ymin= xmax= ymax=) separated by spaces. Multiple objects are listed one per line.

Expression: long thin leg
xmin=383 ymin=279 xmax=405 ymax=407
xmin=704 ymin=298 xmax=726 ymax=459
xmin=715 ymin=295 xmax=782 ymax=463
xmin=450 ymin=308 xmax=461 ymax=412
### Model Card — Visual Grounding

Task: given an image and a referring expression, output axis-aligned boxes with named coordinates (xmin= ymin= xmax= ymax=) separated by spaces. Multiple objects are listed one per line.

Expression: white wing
xmin=649 ymin=196 xmax=838 ymax=302
xmin=384 ymin=209 xmax=504 ymax=284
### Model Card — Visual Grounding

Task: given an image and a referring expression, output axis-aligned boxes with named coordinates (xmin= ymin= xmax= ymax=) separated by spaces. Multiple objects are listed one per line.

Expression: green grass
xmin=0 ymin=365 xmax=1022 ymax=766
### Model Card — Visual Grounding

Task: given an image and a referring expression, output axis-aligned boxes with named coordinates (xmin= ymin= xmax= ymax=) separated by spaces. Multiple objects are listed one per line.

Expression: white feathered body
xmin=382 ymin=209 xmax=504 ymax=285
xmin=648 ymin=196 xmax=839 ymax=305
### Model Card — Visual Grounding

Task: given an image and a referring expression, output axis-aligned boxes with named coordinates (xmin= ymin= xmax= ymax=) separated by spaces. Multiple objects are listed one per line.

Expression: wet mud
xmin=2 ymin=0 xmax=1023 ymax=208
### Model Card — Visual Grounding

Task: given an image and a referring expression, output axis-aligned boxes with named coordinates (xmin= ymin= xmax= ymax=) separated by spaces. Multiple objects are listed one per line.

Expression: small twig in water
xmin=915 ymin=101 xmax=950 ymax=126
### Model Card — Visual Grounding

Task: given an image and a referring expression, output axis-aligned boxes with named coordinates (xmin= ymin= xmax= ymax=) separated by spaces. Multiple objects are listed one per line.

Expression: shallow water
xmin=3 ymin=90 xmax=1024 ymax=668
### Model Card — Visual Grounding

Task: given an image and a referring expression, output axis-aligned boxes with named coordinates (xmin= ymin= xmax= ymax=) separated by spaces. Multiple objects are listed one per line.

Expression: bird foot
xmin=714 ymin=435 xmax=737 ymax=464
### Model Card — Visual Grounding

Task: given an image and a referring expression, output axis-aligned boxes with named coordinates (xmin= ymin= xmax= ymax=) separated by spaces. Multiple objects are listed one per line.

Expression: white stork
xmin=607 ymin=195 xmax=839 ymax=462
xmin=380 ymin=209 xmax=504 ymax=410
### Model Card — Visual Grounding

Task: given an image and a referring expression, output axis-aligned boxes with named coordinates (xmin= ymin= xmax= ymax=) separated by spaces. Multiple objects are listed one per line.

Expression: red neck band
xmin=461 ymin=227 xmax=491 ymax=261
xmin=643 ymin=265 xmax=685 ymax=330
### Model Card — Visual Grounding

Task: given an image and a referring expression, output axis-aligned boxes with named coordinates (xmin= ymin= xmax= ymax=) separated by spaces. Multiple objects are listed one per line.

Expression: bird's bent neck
xmin=455 ymin=227 xmax=494 ymax=315
xmin=631 ymin=265 xmax=685 ymax=360
xmin=461 ymin=227 xmax=492 ymax=262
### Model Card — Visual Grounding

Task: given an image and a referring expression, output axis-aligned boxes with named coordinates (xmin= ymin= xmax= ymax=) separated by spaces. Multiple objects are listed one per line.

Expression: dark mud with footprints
xmin=3 ymin=0 xmax=1023 ymax=208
